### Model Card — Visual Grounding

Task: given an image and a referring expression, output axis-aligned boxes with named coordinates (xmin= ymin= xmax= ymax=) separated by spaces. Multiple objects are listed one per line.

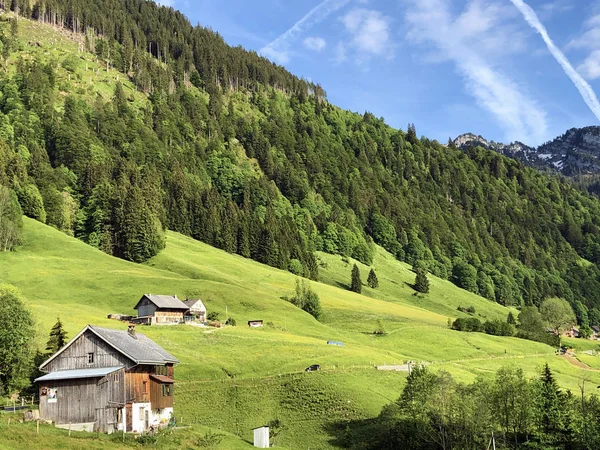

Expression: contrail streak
xmin=510 ymin=0 xmax=600 ymax=122
xmin=260 ymin=0 xmax=351 ymax=63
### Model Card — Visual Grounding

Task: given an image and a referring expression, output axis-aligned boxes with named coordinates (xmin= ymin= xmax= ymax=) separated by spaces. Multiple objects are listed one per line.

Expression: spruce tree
xmin=46 ymin=317 xmax=68 ymax=354
xmin=538 ymin=363 xmax=566 ymax=443
xmin=367 ymin=268 xmax=379 ymax=289
xmin=414 ymin=268 xmax=430 ymax=293
xmin=350 ymin=264 xmax=362 ymax=293
xmin=507 ymin=311 xmax=516 ymax=325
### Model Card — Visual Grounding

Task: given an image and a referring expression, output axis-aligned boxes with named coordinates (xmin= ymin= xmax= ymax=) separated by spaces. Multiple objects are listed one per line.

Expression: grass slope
xmin=1 ymin=218 xmax=599 ymax=449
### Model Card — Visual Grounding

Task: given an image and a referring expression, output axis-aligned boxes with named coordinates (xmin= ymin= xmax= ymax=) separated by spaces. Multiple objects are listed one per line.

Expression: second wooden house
xmin=133 ymin=294 xmax=190 ymax=325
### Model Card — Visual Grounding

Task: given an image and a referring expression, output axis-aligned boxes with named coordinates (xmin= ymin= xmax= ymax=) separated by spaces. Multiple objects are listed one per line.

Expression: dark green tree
xmin=536 ymin=364 xmax=568 ymax=445
xmin=46 ymin=317 xmax=68 ymax=354
xmin=350 ymin=264 xmax=362 ymax=293
xmin=507 ymin=311 xmax=516 ymax=325
xmin=414 ymin=268 xmax=430 ymax=293
xmin=367 ymin=268 xmax=379 ymax=289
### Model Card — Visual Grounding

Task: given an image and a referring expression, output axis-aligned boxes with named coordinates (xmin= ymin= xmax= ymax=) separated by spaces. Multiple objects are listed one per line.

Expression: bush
xmin=452 ymin=317 xmax=482 ymax=332
xmin=288 ymin=258 xmax=303 ymax=275
xmin=457 ymin=305 xmax=476 ymax=314
xmin=373 ymin=319 xmax=386 ymax=335
xmin=136 ymin=434 xmax=158 ymax=445
xmin=289 ymin=279 xmax=322 ymax=320
xmin=17 ymin=183 xmax=46 ymax=223
xmin=484 ymin=319 xmax=515 ymax=336
xmin=196 ymin=429 xmax=224 ymax=449
xmin=225 ymin=317 xmax=237 ymax=326
xmin=207 ymin=312 xmax=220 ymax=321
xmin=61 ymin=55 xmax=80 ymax=73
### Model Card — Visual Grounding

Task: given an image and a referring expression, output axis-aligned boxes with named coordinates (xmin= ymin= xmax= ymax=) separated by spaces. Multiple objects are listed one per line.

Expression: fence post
xmin=69 ymin=422 xmax=72 ymax=437
xmin=37 ymin=420 xmax=39 ymax=434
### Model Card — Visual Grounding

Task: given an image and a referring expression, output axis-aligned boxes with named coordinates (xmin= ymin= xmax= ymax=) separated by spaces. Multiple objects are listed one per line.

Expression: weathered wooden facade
xmin=133 ymin=294 xmax=190 ymax=325
xmin=36 ymin=325 xmax=179 ymax=433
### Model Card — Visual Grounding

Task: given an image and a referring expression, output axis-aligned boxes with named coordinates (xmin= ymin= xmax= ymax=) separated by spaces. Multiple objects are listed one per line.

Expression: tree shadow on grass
xmin=334 ymin=280 xmax=350 ymax=291
xmin=323 ymin=417 xmax=380 ymax=449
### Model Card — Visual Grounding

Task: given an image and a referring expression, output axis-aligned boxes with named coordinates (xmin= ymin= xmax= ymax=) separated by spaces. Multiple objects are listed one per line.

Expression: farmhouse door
xmin=144 ymin=409 xmax=149 ymax=431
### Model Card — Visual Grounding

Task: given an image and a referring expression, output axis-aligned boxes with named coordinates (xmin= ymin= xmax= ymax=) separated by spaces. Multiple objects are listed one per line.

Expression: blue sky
xmin=163 ymin=0 xmax=600 ymax=146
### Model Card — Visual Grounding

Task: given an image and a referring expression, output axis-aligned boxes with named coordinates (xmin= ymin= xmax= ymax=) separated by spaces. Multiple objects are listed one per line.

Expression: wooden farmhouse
xmin=35 ymin=324 xmax=179 ymax=434
xmin=183 ymin=298 xmax=206 ymax=322
xmin=133 ymin=294 xmax=190 ymax=325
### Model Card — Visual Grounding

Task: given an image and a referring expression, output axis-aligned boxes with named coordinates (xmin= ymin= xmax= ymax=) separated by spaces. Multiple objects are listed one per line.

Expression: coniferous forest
xmin=3 ymin=0 xmax=600 ymax=329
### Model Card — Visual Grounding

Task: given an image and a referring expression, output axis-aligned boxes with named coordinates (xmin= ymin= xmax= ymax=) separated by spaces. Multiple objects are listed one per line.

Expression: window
xmin=155 ymin=365 xmax=167 ymax=376
xmin=162 ymin=384 xmax=172 ymax=397
xmin=87 ymin=353 xmax=94 ymax=364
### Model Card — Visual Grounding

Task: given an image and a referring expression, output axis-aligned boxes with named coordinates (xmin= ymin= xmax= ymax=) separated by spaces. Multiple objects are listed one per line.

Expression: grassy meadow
xmin=1 ymin=218 xmax=600 ymax=448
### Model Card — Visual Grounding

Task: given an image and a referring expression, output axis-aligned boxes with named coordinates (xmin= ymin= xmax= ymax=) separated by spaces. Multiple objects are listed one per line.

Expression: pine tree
xmin=367 ymin=268 xmax=379 ymax=289
xmin=414 ymin=268 xmax=430 ymax=293
xmin=538 ymin=363 xmax=567 ymax=443
xmin=507 ymin=311 xmax=516 ymax=325
xmin=46 ymin=317 xmax=68 ymax=354
xmin=351 ymin=264 xmax=362 ymax=293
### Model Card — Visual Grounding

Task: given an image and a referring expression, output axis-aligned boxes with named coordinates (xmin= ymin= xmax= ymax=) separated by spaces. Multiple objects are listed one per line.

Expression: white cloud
xmin=539 ymin=0 xmax=574 ymax=18
xmin=260 ymin=0 xmax=351 ymax=64
xmin=567 ymin=15 xmax=600 ymax=50
xmin=566 ymin=11 xmax=600 ymax=80
xmin=304 ymin=37 xmax=327 ymax=52
xmin=338 ymin=8 xmax=393 ymax=63
xmin=404 ymin=0 xmax=548 ymax=144
xmin=510 ymin=0 xmax=600 ymax=122
xmin=578 ymin=50 xmax=600 ymax=80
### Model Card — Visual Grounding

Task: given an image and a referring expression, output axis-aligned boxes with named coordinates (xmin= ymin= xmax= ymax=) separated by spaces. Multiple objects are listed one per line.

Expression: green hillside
xmin=3 ymin=10 xmax=600 ymax=324
xmin=1 ymin=6 xmax=600 ymax=448
xmin=2 ymin=218 xmax=600 ymax=448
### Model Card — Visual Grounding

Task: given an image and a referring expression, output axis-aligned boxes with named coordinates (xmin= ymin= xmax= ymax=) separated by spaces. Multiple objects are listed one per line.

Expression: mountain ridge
xmin=454 ymin=126 xmax=600 ymax=176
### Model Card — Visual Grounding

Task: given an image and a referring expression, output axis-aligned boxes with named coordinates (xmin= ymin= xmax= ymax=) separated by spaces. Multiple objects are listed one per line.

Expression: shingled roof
xmin=134 ymin=294 xmax=189 ymax=310
xmin=39 ymin=325 xmax=179 ymax=371
xmin=90 ymin=326 xmax=180 ymax=365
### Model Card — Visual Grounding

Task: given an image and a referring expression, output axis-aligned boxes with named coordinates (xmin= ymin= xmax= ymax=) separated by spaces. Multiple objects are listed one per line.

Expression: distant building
xmin=253 ymin=425 xmax=269 ymax=448
xmin=592 ymin=326 xmax=600 ymax=340
xmin=35 ymin=324 xmax=179 ymax=434
xmin=248 ymin=320 xmax=263 ymax=328
xmin=183 ymin=298 xmax=207 ymax=322
xmin=564 ymin=327 xmax=580 ymax=338
xmin=133 ymin=294 xmax=190 ymax=325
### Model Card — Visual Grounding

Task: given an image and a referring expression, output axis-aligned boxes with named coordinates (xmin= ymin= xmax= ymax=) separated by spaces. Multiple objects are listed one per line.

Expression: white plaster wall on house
xmin=131 ymin=402 xmax=151 ymax=433
xmin=150 ymin=407 xmax=174 ymax=427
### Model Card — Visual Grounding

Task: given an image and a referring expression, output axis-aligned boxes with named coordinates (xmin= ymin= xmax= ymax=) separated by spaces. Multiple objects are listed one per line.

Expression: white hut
xmin=253 ymin=425 xmax=269 ymax=448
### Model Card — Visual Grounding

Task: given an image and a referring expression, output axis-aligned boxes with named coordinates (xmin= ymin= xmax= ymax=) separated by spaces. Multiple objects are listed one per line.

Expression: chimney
xmin=128 ymin=324 xmax=136 ymax=339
